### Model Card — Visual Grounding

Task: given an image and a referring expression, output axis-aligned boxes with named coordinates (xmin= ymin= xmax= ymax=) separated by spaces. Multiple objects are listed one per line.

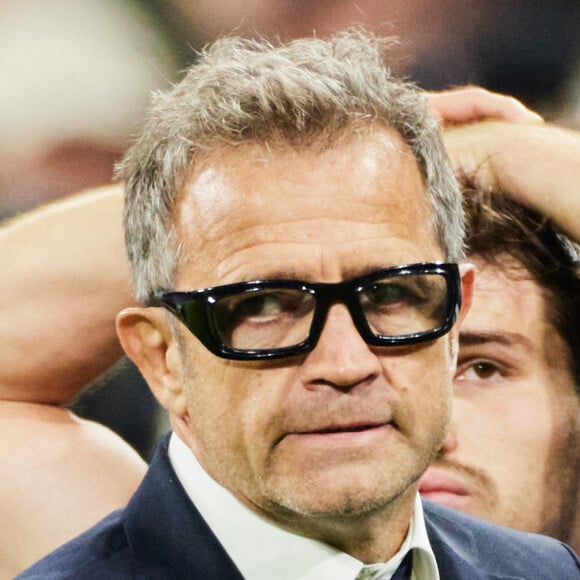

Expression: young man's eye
xmin=455 ymin=361 xmax=502 ymax=382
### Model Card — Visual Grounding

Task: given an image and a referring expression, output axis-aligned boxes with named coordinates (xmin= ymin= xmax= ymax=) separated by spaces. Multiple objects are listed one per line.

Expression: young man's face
xmin=155 ymin=127 xmax=473 ymax=540
xmin=421 ymin=257 xmax=579 ymax=545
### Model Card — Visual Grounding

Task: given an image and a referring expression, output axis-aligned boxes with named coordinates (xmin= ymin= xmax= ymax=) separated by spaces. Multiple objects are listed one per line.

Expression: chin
xmin=264 ymin=471 xmax=414 ymax=521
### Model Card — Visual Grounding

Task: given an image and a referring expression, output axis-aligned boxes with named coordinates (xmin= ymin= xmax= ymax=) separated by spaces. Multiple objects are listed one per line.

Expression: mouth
xmin=419 ymin=467 xmax=470 ymax=508
xmin=309 ymin=422 xmax=387 ymax=435
xmin=280 ymin=421 xmax=394 ymax=449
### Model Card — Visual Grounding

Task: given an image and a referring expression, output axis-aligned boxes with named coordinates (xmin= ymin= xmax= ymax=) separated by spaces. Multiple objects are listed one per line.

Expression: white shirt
xmin=169 ymin=433 xmax=439 ymax=580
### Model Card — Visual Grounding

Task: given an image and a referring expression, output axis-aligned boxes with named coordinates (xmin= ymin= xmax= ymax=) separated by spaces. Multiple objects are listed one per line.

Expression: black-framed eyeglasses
xmin=147 ymin=262 xmax=462 ymax=361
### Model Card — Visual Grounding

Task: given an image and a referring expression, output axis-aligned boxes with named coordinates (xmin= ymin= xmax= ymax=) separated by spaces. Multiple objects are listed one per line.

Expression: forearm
xmin=444 ymin=121 xmax=580 ymax=242
xmin=0 ymin=184 xmax=133 ymax=404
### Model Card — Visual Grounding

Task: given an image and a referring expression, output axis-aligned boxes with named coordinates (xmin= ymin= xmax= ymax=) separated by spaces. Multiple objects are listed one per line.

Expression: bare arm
xmin=0 ymin=185 xmax=147 ymax=578
xmin=0 ymin=401 xmax=146 ymax=579
xmin=0 ymin=184 xmax=132 ymax=404
xmin=443 ymin=120 xmax=580 ymax=243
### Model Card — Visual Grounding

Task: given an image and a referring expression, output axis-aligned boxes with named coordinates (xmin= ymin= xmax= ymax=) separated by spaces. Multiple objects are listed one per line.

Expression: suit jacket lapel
xmin=424 ymin=501 xmax=523 ymax=580
xmin=123 ymin=434 xmax=244 ymax=579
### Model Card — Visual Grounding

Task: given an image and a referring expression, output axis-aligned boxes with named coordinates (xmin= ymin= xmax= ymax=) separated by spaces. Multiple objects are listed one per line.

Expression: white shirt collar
xmin=168 ymin=433 xmax=439 ymax=580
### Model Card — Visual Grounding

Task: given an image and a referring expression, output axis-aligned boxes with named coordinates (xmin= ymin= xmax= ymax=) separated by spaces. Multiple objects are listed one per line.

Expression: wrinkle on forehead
xmin=174 ymin=128 xmax=436 ymax=287
xmin=177 ymin=130 xmax=417 ymax=231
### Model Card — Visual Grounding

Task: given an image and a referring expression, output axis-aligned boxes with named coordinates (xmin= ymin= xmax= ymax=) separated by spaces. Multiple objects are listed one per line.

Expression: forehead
xmin=472 ymin=257 xmax=545 ymax=307
xmin=463 ymin=257 xmax=556 ymax=358
xmin=174 ymin=126 xmax=441 ymax=287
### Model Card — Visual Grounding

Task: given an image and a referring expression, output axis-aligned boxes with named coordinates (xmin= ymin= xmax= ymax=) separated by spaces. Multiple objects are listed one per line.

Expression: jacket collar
xmin=424 ymin=500 xmax=523 ymax=580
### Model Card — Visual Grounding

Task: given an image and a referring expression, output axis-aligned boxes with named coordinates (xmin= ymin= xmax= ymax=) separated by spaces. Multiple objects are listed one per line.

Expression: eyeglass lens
xmin=212 ymin=272 xmax=449 ymax=351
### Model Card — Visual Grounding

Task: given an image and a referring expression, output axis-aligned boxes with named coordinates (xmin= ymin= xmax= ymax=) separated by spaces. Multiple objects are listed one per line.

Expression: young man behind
xmin=421 ymin=187 xmax=580 ymax=552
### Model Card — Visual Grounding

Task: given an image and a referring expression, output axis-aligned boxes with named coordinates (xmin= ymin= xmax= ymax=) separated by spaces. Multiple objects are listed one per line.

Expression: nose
xmin=439 ymin=423 xmax=458 ymax=456
xmin=298 ymin=303 xmax=381 ymax=390
xmin=438 ymin=406 xmax=459 ymax=456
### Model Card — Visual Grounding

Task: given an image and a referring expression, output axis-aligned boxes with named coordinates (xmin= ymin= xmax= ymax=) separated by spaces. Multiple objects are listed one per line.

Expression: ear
xmin=457 ymin=262 xmax=475 ymax=327
xmin=116 ymin=307 xmax=188 ymax=418
xmin=448 ymin=263 xmax=475 ymax=365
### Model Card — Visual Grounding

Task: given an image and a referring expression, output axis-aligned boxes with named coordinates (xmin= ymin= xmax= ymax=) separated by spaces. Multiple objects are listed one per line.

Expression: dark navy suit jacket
xmin=18 ymin=435 xmax=580 ymax=579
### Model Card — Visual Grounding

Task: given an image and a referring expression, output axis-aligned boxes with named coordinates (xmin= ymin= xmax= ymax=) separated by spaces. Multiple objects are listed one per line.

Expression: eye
xmin=455 ymin=360 xmax=502 ymax=382
xmin=363 ymin=282 xmax=410 ymax=306
xmin=217 ymin=289 xmax=313 ymax=324
xmin=235 ymin=295 xmax=280 ymax=317
xmin=236 ymin=294 xmax=283 ymax=318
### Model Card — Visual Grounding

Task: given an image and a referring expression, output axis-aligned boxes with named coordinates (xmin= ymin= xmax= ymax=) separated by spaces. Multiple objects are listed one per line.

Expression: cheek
xmin=186 ymin=354 xmax=294 ymax=466
xmin=454 ymin=391 xmax=555 ymax=481
xmin=491 ymin=395 xmax=554 ymax=454
xmin=179 ymin=347 xmax=248 ymax=456
xmin=388 ymin=342 xmax=454 ymax=444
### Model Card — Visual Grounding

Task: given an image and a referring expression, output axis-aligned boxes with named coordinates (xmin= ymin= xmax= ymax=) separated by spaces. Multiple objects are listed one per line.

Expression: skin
xmin=0 ymin=402 xmax=146 ymax=580
xmin=420 ymin=258 xmax=580 ymax=550
xmin=117 ymin=126 xmax=474 ymax=563
xmin=428 ymin=86 xmax=544 ymax=126
xmin=0 ymin=185 xmax=132 ymax=403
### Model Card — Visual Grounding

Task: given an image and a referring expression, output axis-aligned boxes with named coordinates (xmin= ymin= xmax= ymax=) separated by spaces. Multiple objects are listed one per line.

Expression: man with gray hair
xmin=18 ymin=31 xmax=579 ymax=579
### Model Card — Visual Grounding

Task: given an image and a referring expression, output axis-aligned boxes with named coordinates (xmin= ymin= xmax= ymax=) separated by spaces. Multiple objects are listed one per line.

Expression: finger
xmin=427 ymin=86 xmax=544 ymax=126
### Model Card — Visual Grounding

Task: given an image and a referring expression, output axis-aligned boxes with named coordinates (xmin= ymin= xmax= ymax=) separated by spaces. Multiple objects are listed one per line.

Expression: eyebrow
xmin=459 ymin=330 xmax=535 ymax=352
xmin=241 ymin=265 xmax=397 ymax=283
xmin=238 ymin=269 xmax=315 ymax=282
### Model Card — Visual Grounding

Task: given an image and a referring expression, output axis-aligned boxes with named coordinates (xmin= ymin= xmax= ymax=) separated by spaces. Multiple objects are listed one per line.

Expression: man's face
xmin=421 ymin=257 xmax=580 ymax=542
xmin=168 ymin=128 xmax=464 ymax=531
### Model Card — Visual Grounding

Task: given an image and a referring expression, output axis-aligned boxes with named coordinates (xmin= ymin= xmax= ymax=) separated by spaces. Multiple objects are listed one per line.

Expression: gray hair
xmin=116 ymin=29 xmax=464 ymax=301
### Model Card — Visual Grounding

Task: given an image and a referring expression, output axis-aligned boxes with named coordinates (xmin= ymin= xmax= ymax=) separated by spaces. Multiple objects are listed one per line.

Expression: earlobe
xmin=116 ymin=307 xmax=188 ymax=417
